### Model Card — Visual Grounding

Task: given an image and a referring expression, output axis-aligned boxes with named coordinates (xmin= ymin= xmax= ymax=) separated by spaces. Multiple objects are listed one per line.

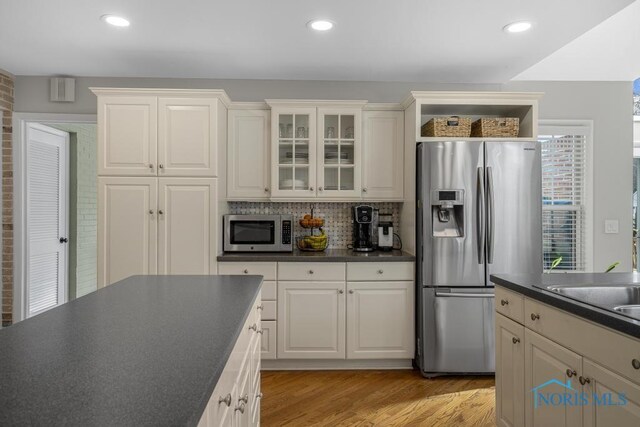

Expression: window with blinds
xmin=540 ymin=129 xmax=588 ymax=271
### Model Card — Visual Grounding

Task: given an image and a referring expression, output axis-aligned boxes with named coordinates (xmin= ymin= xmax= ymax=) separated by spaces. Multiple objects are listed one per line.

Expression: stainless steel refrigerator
xmin=416 ymin=140 xmax=542 ymax=377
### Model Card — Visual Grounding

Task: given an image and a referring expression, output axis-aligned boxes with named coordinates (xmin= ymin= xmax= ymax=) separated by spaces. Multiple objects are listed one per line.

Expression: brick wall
xmin=0 ymin=71 xmax=14 ymax=326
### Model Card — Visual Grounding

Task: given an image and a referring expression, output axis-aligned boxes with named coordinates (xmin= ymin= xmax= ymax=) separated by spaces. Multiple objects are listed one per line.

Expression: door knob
xmin=59 ymin=237 xmax=68 ymax=243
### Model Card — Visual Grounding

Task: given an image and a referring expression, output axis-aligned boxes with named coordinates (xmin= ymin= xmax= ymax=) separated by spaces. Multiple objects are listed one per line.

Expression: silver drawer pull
xmin=531 ymin=313 xmax=540 ymax=321
xmin=308 ymin=270 xmax=314 ymax=274
xmin=218 ymin=394 xmax=232 ymax=407
xmin=257 ymin=304 xmax=264 ymax=311
xmin=239 ymin=394 xmax=248 ymax=404
xmin=243 ymin=269 xmax=249 ymax=274
xmin=249 ymin=324 xmax=257 ymax=332
xmin=235 ymin=402 xmax=246 ymax=414
xmin=512 ymin=337 xmax=520 ymax=344
xmin=566 ymin=369 xmax=576 ymax=378
xmin=377 ymin=270 xmax=384 ymax=274
xmin=500 ymin=299 xmax=509 ymax=306
xmin=579 ymin=376 xmax=591 ymax=385
xmin=632 ymin=359 xmax=640 ymax=370
xmin=257 ymin=329 xmax=264 ymax=335
xmin=338 ymin=289 xmax=344 ymax=294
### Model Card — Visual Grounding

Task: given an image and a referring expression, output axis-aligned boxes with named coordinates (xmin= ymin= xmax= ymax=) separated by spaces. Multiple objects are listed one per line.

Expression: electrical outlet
xmin=604 ymin=220 xmax=619 ymax=234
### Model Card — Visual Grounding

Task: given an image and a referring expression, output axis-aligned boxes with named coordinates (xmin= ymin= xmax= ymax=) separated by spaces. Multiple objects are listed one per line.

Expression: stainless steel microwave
xmin=223 ymin=214 xmax=293 ymax=252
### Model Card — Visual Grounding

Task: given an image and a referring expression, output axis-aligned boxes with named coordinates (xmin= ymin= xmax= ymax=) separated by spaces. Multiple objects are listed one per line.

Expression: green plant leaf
xmin=546 ymin=256 xmax=563 ymax=273
xmin=605 ymin=262 xmax=620 ymax=273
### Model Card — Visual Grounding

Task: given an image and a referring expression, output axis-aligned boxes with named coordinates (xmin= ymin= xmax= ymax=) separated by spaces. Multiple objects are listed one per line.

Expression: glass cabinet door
xmin=318 ymin=109 xmax=361 ymax=198
xmin=271 ymin=108 xmax=316 ymax=198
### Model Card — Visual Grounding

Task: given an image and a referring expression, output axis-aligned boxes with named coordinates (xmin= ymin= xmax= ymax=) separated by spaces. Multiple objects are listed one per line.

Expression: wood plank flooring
xmin=261 ymin=370 xmax=495 ymax=426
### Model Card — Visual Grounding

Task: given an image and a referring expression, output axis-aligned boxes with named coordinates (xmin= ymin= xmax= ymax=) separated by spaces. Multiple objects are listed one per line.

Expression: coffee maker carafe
xmin=352 ymin=205 xmax=375 ymax=252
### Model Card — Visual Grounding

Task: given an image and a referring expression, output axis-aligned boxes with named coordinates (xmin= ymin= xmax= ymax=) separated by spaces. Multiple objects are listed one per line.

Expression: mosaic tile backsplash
xmin=228 ymin=202 xmax=402 ymax=249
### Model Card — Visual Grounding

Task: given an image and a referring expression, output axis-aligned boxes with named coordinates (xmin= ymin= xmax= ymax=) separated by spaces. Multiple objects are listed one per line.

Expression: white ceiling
xmin=515 ymin=1 xmax=640 ymax=81
xmin=0 ymin=0 xmax=633 ymax=83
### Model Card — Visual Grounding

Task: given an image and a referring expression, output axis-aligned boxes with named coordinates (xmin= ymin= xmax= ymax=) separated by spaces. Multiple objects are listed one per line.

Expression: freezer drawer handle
xmin=435 ymin=292 xmax=494 ymax=298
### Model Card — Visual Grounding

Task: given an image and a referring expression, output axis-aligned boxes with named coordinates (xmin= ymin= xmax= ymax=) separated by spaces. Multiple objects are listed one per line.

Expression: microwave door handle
xmin=486 ymin=166 xmax=495 ymax=264
xmin=477 ymin=167 xmax=485 ymax=264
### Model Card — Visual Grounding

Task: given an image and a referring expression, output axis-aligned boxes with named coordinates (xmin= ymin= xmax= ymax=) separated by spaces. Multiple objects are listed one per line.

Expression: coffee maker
xmin=352 ymin=205 xmax=375 ymax=252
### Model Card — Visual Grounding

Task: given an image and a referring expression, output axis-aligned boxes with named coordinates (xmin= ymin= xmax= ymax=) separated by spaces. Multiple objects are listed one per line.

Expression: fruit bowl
xmin=296 ymin=233 xmax=328 ymax=252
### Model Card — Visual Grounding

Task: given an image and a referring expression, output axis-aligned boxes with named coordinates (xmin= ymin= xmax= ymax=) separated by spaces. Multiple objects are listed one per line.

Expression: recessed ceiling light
xmin=307 ymin=20 xmax=334 ymax=31
xmin=101 ymin=15 xmax=130 ymax=27
xmin=503 ymin=21 xmax=532 ymax=33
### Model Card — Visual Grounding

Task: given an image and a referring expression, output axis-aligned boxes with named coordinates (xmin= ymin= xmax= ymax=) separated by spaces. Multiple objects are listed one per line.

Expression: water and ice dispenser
xmin=431 ymin=190 xmax=464 ymax=237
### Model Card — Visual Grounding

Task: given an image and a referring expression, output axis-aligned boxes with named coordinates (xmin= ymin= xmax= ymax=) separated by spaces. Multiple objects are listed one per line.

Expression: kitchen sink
xmin=543 ymin=284 xmax=640 ymax=321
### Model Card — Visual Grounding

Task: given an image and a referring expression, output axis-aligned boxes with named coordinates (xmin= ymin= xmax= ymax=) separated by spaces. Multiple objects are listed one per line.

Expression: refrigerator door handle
xmin=435 ymin=292 xmax=495 ymax=298
xmin=486 ymin=166 xmax=495 ymax=264
xmin=476 ymin=167 xmax=485 ymax=264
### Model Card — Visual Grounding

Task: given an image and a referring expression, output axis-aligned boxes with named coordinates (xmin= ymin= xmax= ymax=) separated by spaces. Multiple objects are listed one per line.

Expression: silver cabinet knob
xmin=243 ymin=269 xmax=249 ymax=274
xmin=158 ymin=210 xmax=164 ymax=215
xmin=377 ymin=270 xmax=384 ymax=274
xmin=579 ymin=376 xmax=591 ymax=385
xmin=264 ymin=188 xmax=269 ymax=193
xmin=363 ymin=188 xmax=367 ymax=193
xmin=309 ymin=187 xmax=314 ymax=191
xmin=512 ymin=337 xmax=520 ymax=344
xmin=149 ymin=209 xmax=154 ymax=215
xmin=256 ymin=392 xmax=263 ymax=399
xmin=257 ymin=304 xmax=264 ymax=311
xmin=248 ymin=323 xmax=257 ymax=332
xmin=158 ymin=164 xmax=164 ymax=169
xmin=257 ymin=329 xmax=264 ymax=335
xmin=632 ymin=359 xmax=640 ymax=370
xmin=239 ymin=394 xmax=249 ymax=404
xmin=566 ymin=369 xmax=577 ymax=378
xmin=319 ymin=187 xmax=323 ymax=191
xmin=308 ymin=270 xmax=314 ymax=274
xmin=149 ymin=164 xmax=154 ymax=169
xmin=235 ymin=402 xmax=246 ymax=413
xmin=500 ymin=299 xmax=509 ymax=306
xmin=338 ymin=289 xmax=344 ymax=294
xmin=349 ymin=290 xmax=354 ymax=294
xmin=531 ymin=313 xmax=540 ymax=321
xmin=218 ymin=394 xmax=232 ymax=407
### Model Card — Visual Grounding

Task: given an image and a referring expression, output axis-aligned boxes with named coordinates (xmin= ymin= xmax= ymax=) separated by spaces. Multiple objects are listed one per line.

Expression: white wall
xmin=505 ymin=81 xmax=634 ymax=272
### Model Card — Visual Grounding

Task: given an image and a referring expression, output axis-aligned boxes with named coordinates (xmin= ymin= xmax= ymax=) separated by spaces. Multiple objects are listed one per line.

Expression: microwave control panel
xmin=282 ymin=220 xmax=292 ymax=245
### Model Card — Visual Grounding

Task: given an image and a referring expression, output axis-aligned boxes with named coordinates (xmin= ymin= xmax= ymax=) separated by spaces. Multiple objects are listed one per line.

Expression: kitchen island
xmin=491 ymin=273 xmax=640 ymax=427
xmin=0 ymin=275 xmax=263 ymax=427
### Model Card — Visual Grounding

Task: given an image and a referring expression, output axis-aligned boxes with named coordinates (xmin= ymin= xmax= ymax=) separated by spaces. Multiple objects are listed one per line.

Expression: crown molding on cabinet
xmin=265 ymin=99 xmax=368 ymax=109
xmin=228 ymin=101 xmax=270 ymax=110
xmin=89 ymin=87 xmax=233 ymax=107
xmin=400 ymin=91 xmax=544 ymax=110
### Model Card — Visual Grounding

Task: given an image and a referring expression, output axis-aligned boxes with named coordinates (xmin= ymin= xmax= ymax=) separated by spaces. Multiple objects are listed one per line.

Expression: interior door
xmin=485 ymin=141 xmax=542 ymax=279
xmin=157 ymin=178 xmax=216 ymax=274
xmin=25 ymin=123 xmax=69 ymax=317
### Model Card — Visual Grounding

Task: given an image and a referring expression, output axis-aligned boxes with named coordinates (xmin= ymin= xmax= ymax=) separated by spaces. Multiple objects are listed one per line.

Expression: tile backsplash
xmin=228 ymin=202 xmax=401 ymax=249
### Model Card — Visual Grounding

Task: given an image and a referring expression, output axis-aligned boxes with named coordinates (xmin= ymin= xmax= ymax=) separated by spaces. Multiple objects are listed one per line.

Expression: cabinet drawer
xmin=495 ymin=286 xmax=524 ymax=324
xmin=525 ymin=298 xmax=640 ymax=384
xmin=347 ymin=262 xmax=413 ymax=281
xmin=260 ymin=321 xmax=277 ymax=360
xmin=262 ymin=301 xmax=276 ymax=321
xmin=278 ymin=262 xmax=345 ymax=281
xmin=262 ymin=281 xmax=276 ymax=300
xmin=218 ymin=262 xmax=276 ymax=281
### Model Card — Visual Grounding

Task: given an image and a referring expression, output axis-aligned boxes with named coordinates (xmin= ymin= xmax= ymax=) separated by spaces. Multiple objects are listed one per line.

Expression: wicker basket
xmin=421 ymin=116 xmax=472 ymax=137
xmin=471 ymin=118 xmax=519 ymax=138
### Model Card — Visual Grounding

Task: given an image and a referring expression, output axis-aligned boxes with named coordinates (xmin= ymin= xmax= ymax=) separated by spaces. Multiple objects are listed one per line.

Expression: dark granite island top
xmin=490 ymin=273 xmax=640 ymax=339
xmin=0 ymin=275 xmax=262 ymax=427
xmin=217 ymin=248 xmax=415 ymax=262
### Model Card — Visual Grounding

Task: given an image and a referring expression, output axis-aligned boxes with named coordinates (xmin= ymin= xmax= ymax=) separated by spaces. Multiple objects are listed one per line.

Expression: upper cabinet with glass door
xmin=317 ymin=108 xmax=362 ymax=199
xmin=269 ymin=106 xmax=317 ymax=199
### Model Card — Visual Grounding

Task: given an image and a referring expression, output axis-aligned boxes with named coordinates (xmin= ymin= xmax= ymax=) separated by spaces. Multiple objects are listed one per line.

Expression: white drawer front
xmin=262 ymin=301 xmax=276 ymax=321
xmin=278 ymin=262 xmax=345 ymax=281
xmin=262 ymin=281 xmax=277 ymax=300
xmin=218 ymin=262 xmax=277 ymax=281
xmin=347 ymin=262 xmax=413 ymax=281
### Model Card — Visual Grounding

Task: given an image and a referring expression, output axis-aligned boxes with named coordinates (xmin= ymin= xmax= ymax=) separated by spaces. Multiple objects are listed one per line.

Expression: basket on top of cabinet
xmin=471 ymin=117 xmax=520 ymax=137
xmin=421 ymin=116 xmax=472 ymax=137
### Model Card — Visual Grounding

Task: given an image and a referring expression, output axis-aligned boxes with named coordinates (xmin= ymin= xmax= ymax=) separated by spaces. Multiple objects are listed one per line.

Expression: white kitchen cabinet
xmin=582 ymin=358 xmax=640 ymax=427
xmin=260 ymin=320 xmax=277 ymax=360
xmin=346 ymin=281 xmax=413 ymax=359
xmin=158 ymin=98 xmax=219 ymax=177
xmin=97 ymin=96 xmax=158 ymax=176
xmin=277 ymin=281 xmax=346 ymax=359
xmin=98 ymin=177 xmax=157 ymax=287
xmin=524 ymin=329 xmax=583 ymax=427
xmin=269 ymin=107 xmax=317 ymax=199
xmin=227 ymin=109 xmax=270 ymax=200
xmin=317 ymin=108 xmax=362 ymax=199
xmin=157 ymin=178 xmax=217 ymax=275
xmin=495 ymin=313 xmax=525 ymax=427
xmin=362 ymin=110 xmax=404 ymax=200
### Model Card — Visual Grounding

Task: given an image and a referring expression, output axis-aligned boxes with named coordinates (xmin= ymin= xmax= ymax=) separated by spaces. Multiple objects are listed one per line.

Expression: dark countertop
xmin=0 ymin=275 xmax=263 ymax=427
xmin=217 ymin=248 xmax=415 ymax=262
xmin=490 ymin=273 xmax=640 ymax=339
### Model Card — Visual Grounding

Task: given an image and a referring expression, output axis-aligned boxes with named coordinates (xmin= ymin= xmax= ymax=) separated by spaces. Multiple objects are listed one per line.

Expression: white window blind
xmin=540 ymin=129 xmax=588 ymax=271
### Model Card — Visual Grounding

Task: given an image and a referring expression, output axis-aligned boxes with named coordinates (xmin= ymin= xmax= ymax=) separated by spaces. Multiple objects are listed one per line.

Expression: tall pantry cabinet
xmin=93 ymin=89 xmax=228 ymax=287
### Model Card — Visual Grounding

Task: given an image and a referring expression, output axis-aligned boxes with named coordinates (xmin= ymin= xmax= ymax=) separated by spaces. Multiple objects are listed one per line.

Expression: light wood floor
xmin=261 ymin=370 xmax=495 ymax=426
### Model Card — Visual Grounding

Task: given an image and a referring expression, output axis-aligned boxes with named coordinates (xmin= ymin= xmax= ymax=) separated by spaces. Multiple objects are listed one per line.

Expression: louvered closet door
xmin=25 ymin=123 xmax=69 ymax=317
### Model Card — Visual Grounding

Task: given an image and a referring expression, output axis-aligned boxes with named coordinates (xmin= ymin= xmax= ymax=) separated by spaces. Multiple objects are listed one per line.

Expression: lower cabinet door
xmin=495 ymin=314 xmax=525 ymax=427
xmin=524 ymin=329 xmax=582 ymax=427
xmin=157 ymin=178 xmax=217 ymax=274
xmin=277 ymin=281 xmax=346 ymax=359
xmin=210 ymin=381 xmax=236 ymax=427
xmin=345 ymin=281 xmax=414 ymax=359
xmin=234 ymin=352 xmax=251 ymax=427
xmin=582 ymin=358 xmax=640 ymax=427
xmin=260 ymin=321 xmax=277 ymax=360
